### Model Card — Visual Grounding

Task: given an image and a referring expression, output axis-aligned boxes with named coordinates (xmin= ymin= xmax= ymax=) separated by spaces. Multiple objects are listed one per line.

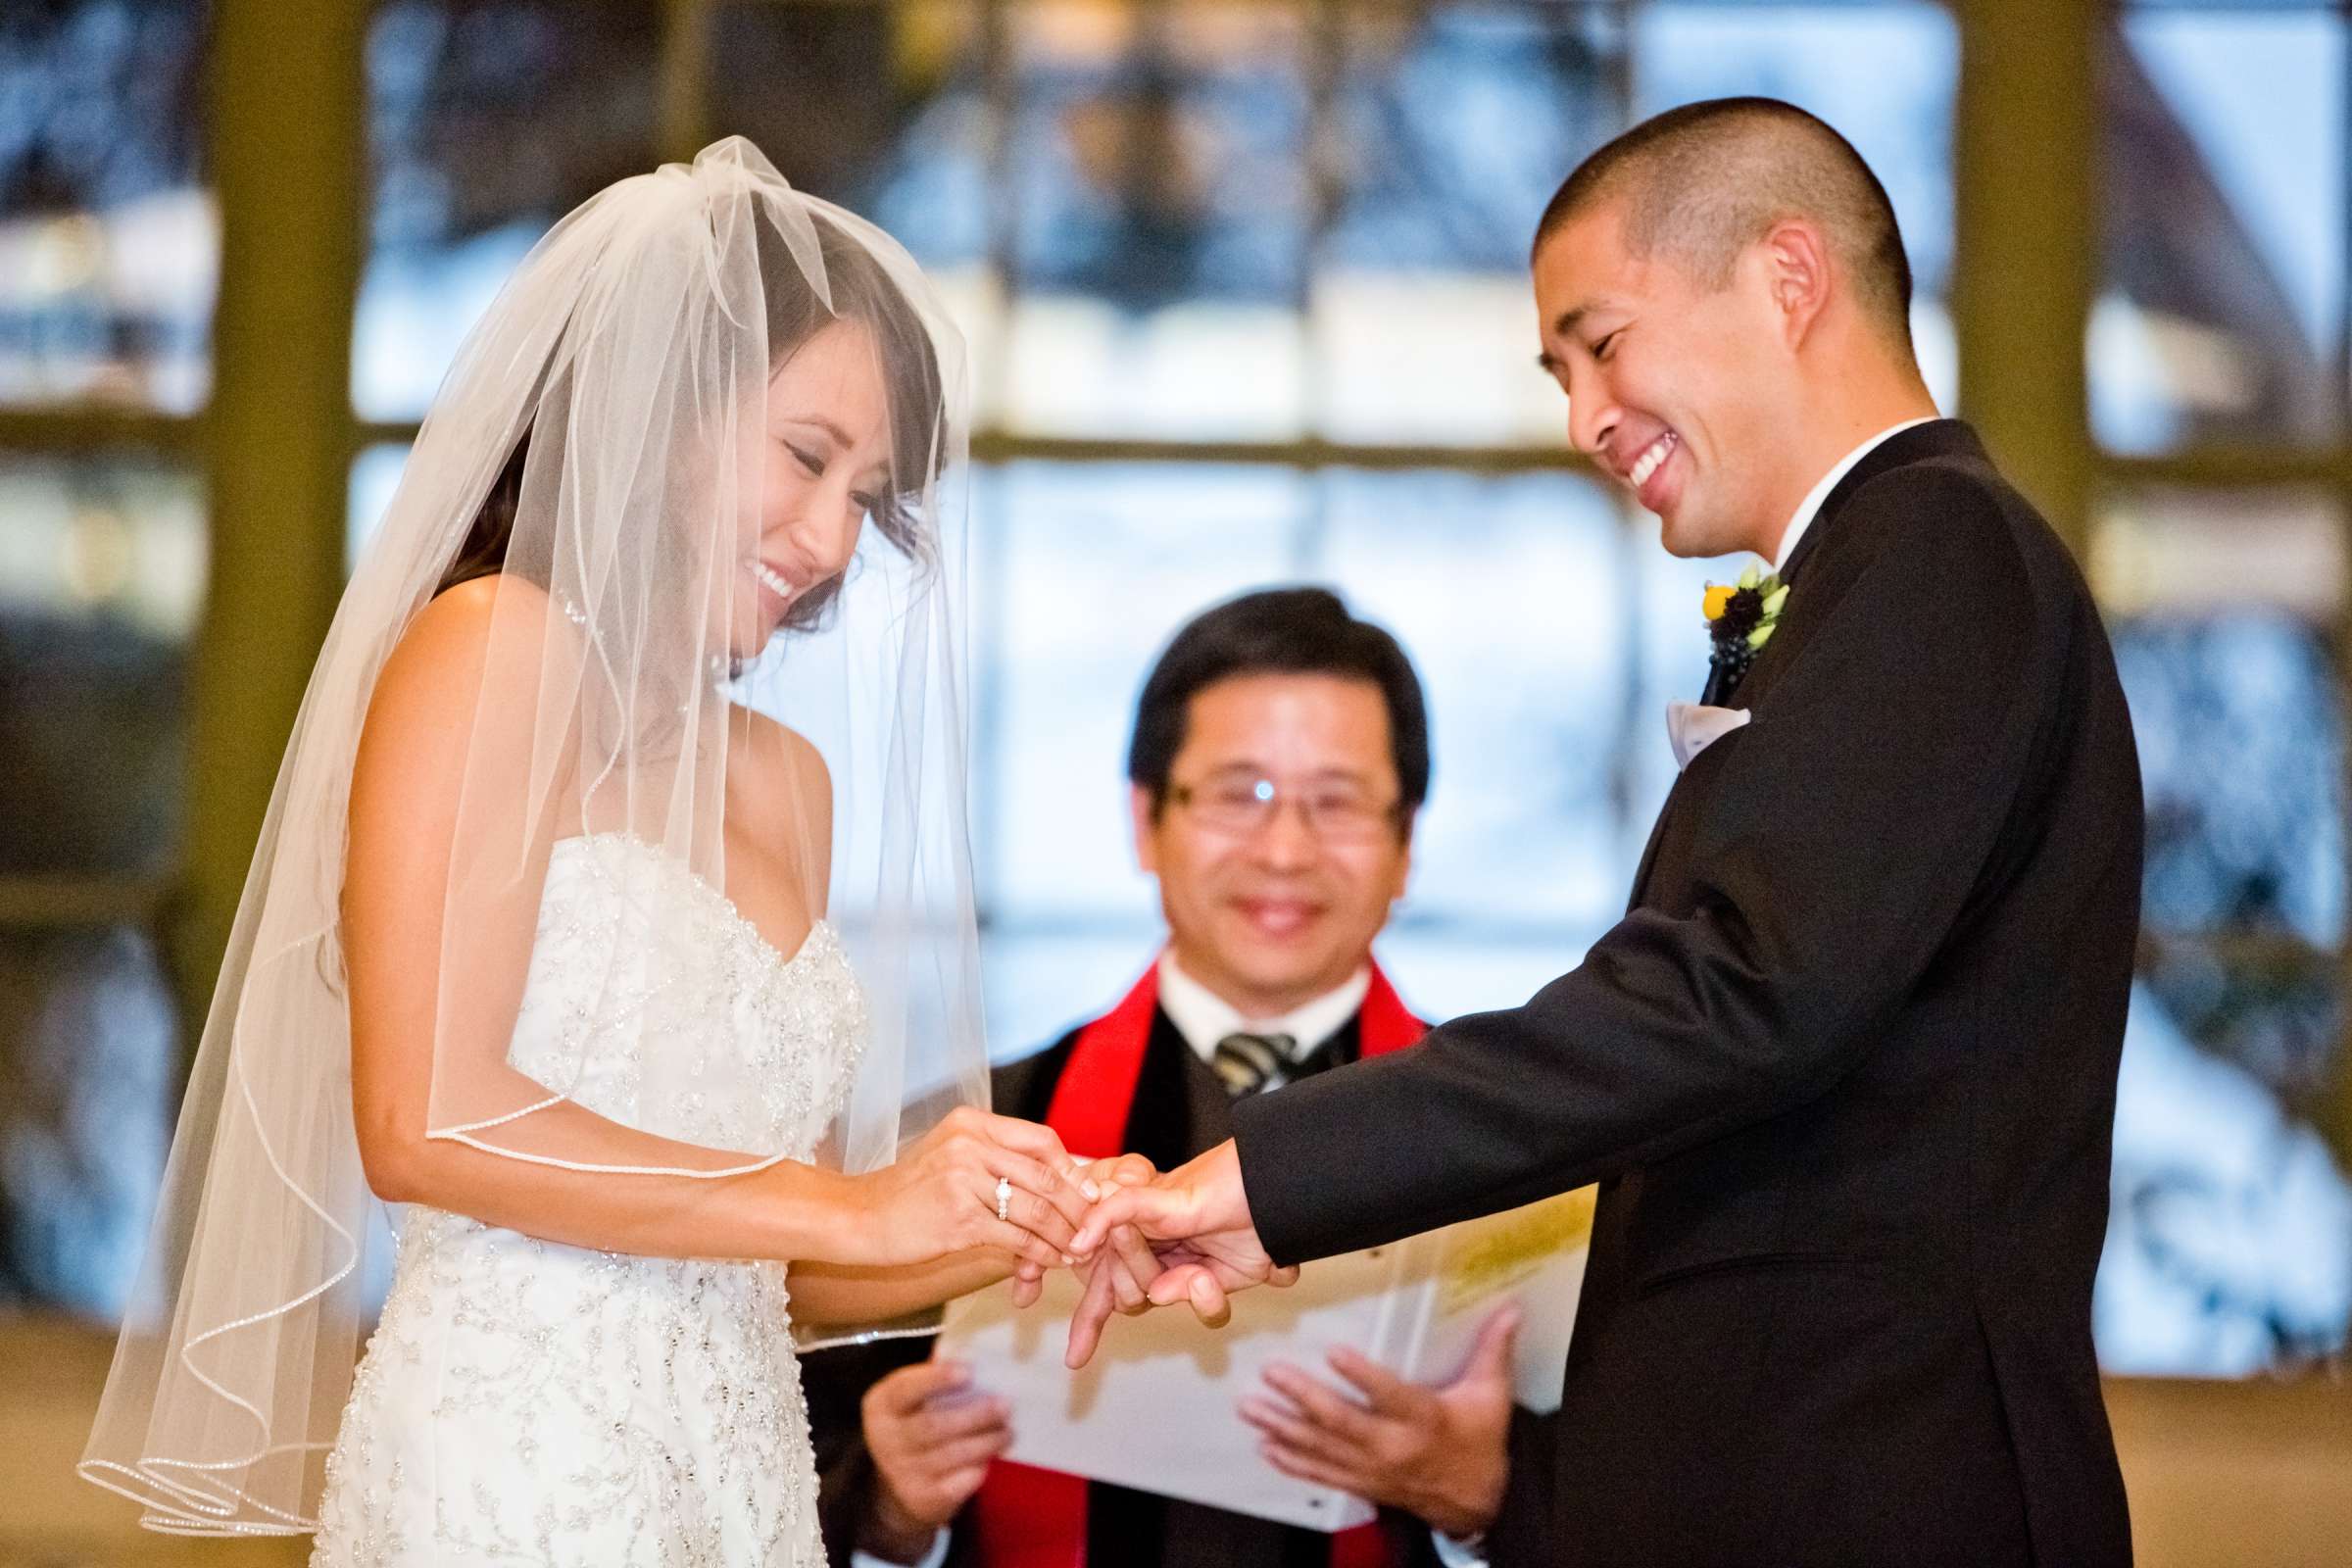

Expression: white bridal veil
xmin=80 ymin=137 xmax=985 ymax=1535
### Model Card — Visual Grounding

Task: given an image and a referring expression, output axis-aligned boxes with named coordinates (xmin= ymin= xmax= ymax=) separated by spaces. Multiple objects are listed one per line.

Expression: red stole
xmin=969 ymin=960 xmax=1427 ymax=1568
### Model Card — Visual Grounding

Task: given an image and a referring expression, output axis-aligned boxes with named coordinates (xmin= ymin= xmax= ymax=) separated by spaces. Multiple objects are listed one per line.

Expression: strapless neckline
xmin=553 ymin=830 xmax=834 ymax=976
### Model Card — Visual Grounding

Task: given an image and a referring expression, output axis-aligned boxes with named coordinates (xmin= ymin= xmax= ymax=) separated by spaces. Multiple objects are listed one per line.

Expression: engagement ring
xmin=995 ymin=1175 xmax=1012 ymax=1222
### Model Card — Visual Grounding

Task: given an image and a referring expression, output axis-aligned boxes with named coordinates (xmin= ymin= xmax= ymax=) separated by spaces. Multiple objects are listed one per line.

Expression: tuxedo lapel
xmin=1627 ymin=789 xmax=1681 ymax=914
xmin=1632 ymin=421 xmax=1985 ymax=914
xmin=1733 ymin=421 xmax=1984 ymax=720
xmin=1778 ymin=418 xmax=1984 ymax=587
xmin=1627 ymin=719 xmax=1750 ymax=912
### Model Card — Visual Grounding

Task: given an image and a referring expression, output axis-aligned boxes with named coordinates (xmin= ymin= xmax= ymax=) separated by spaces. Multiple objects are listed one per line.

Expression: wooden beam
xmin=177 ymin=0 xmax=365 ymax=1034
xmin=1953 ymin=0 xmax=2099 ymax=560
xmin=661 ymin=0 xmax=716 ymax=164
xmin=0 ymin=410 xmax=199 ymax=455
xmin=0 ymin=878 xmax=170 ymax=930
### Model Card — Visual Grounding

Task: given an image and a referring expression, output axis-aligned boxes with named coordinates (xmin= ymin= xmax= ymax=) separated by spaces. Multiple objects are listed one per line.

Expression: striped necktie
xmin=1210 ymin=1031 xmax=1296 ymax=1099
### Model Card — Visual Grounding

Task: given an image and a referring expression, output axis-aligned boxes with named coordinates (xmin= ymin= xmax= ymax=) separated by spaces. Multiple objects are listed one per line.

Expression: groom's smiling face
xmin=1533 ymin=202 xmax=1792 ymax=560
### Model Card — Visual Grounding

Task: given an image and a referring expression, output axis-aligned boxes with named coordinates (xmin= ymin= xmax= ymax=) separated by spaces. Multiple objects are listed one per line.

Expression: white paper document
xmin=934 ymin=1185 xmax=1595 ymax=1533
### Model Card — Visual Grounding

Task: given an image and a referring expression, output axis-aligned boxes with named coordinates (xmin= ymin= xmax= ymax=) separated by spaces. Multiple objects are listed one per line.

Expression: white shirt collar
xmin=1154 ymin=951 xmax=1372 ymax=1066
xmin=1769 ymin=417 xmax=1937 ymax=574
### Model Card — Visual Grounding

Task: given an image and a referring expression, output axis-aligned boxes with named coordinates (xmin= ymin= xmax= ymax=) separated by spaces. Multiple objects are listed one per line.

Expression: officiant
xmin=804 ymin=586 xmax=1516 ymax=1568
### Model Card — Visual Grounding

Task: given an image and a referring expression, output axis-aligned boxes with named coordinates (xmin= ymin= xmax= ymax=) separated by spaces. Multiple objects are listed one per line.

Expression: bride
xmin=79 ymin=139 xmax=1091 ymax=1565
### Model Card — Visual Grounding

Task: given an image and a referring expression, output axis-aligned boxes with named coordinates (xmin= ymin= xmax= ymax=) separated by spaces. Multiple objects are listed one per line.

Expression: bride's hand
xmin=843 ymin=1107 xmax=1100 ymax=1272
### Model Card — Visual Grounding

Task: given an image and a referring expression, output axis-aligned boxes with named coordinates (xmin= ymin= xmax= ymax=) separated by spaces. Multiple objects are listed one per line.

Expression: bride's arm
xmin=785 ymin=1252 xmax=1016 ymax=1327
xmin=345 ymin=579 xmax=1092 ymax=1268
xmin=744 ymin=718 xmax=1024 ymax=1321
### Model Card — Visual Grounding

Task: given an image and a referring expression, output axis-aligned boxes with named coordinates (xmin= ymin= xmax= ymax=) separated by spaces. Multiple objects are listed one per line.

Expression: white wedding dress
xmin=311 ymin=832 xmax=869 ymax=1567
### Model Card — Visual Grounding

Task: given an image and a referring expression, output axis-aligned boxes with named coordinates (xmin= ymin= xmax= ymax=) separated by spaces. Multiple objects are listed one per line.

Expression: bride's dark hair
xmin=435 ymin=213 xmax=947 ymax=634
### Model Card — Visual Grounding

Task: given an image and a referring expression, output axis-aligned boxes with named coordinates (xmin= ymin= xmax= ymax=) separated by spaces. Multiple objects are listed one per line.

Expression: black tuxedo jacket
xmin=1231 ymin=422 xmax=2142 ymax=1567
xmin=807 ymin=1006 xmax=1447 ymax=1568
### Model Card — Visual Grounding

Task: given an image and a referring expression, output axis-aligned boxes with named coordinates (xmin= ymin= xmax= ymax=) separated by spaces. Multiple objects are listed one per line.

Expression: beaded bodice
xmin=506 ymin=831 xmax=868 ymax=1159
xmin=310 ymin=831 xmax=864 ymax=1567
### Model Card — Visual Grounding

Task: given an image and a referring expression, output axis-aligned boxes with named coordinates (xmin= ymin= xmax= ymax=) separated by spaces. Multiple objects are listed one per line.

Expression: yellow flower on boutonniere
xmin=1702 ymin=565 xmax=1791 ymax=690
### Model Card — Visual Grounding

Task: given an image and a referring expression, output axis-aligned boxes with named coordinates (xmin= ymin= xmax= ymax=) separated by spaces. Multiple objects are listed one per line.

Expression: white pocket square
xmin=1666 ymin=700 xmax=1750 ymax=770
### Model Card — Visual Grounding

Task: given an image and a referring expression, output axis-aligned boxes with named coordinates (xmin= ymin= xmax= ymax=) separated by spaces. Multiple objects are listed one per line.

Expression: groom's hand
xmin=1063 ymin=1140 xmax=1296 ymax=1368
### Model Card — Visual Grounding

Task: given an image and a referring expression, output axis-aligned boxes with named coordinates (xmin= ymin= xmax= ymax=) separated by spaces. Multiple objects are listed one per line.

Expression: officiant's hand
xmin=860 ymin=1358 xmax=1010 ymax=1561
xmin=1239 ymin=1302 xmax=1520 ymax=1541
xmin=1063 ymin=1139 xmax=1297 ymax=1367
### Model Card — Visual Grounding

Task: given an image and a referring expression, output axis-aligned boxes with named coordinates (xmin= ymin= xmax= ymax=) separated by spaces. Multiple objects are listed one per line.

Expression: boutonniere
xmin=1701 ymin=564 xmax=1789 ymax=693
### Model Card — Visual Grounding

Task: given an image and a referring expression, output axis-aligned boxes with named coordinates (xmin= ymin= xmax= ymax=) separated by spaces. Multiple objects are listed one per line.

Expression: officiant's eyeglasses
xmin=1166 ymin=772 xmax=1404 ymax=844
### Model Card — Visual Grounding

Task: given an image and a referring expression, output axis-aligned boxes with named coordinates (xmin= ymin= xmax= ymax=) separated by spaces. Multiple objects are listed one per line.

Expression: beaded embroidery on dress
xmin=311 ymin=833 xmax=867 ymax=1567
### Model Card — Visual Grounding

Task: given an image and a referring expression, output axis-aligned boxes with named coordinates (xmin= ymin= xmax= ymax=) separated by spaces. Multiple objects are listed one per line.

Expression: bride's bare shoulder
xmin=356 ymin=575 xmax=575 ymax=808
xmin=736 ymin=709 xmax=831 ymax=808
xmin=370 ymin=575 xmax=564 ymax=711
xmin=733 ymin=709 xmax=833 ymax=877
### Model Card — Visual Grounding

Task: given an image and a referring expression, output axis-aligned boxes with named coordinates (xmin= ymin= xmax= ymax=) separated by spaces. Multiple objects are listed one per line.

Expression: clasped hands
xmin=889 ymin=1110 xmax=1277 ymax=1337
xmin=1012 ymin=1140 xmax=1288 ymax=1367
xmin=866 ymin=1134 xmax=1516 ymax=1549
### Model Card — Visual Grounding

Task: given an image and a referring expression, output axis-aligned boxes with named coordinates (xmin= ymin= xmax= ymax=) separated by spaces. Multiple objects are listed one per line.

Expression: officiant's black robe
xmin=1231 ymin=421 xmax=2141 ymax=1567
xmin=806 ymin=1005 xmax=1450 ymax=1568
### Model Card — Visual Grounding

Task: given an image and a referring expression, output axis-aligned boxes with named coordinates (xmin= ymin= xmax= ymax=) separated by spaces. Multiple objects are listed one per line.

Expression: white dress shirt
xmin=1154 ymin=951 xmax=1371 ymax=1067
xmin=1768 ymin=416 xmax=1937 ymax=574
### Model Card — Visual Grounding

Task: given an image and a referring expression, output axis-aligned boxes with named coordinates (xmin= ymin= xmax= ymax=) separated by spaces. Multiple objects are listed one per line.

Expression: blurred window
xmin=2095 ymin=7 xmax=2346 ymax=453
xmin=0 ymin=0 xmax=213 ymax=411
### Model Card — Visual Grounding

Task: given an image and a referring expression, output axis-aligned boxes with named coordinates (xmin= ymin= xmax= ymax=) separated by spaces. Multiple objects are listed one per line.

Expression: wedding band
xmin=995 ymin=1175 xmax=1012 ymax=1223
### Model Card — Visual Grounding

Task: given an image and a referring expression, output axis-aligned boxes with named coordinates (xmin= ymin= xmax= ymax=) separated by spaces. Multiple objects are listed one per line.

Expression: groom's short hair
xmin=1535 ymin=97 xmax=1915 ymax=351
xmin=1129 ymin=587 xmax=1430 ymax=831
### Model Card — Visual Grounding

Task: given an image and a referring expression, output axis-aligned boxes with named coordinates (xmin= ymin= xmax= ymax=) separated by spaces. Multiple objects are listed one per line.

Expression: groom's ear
xmin=1760 ymin=218 xmax=1833 ymax=349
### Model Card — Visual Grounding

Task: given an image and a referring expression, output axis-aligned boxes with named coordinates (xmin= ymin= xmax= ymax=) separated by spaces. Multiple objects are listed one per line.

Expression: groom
xmin=1065 ymin=98 xmax=2142 ymax=1567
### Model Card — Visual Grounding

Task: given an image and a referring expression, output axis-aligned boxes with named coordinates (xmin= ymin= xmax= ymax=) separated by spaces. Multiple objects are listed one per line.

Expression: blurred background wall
xmin=0 ymin=1 xmax=2345 ymax=1563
